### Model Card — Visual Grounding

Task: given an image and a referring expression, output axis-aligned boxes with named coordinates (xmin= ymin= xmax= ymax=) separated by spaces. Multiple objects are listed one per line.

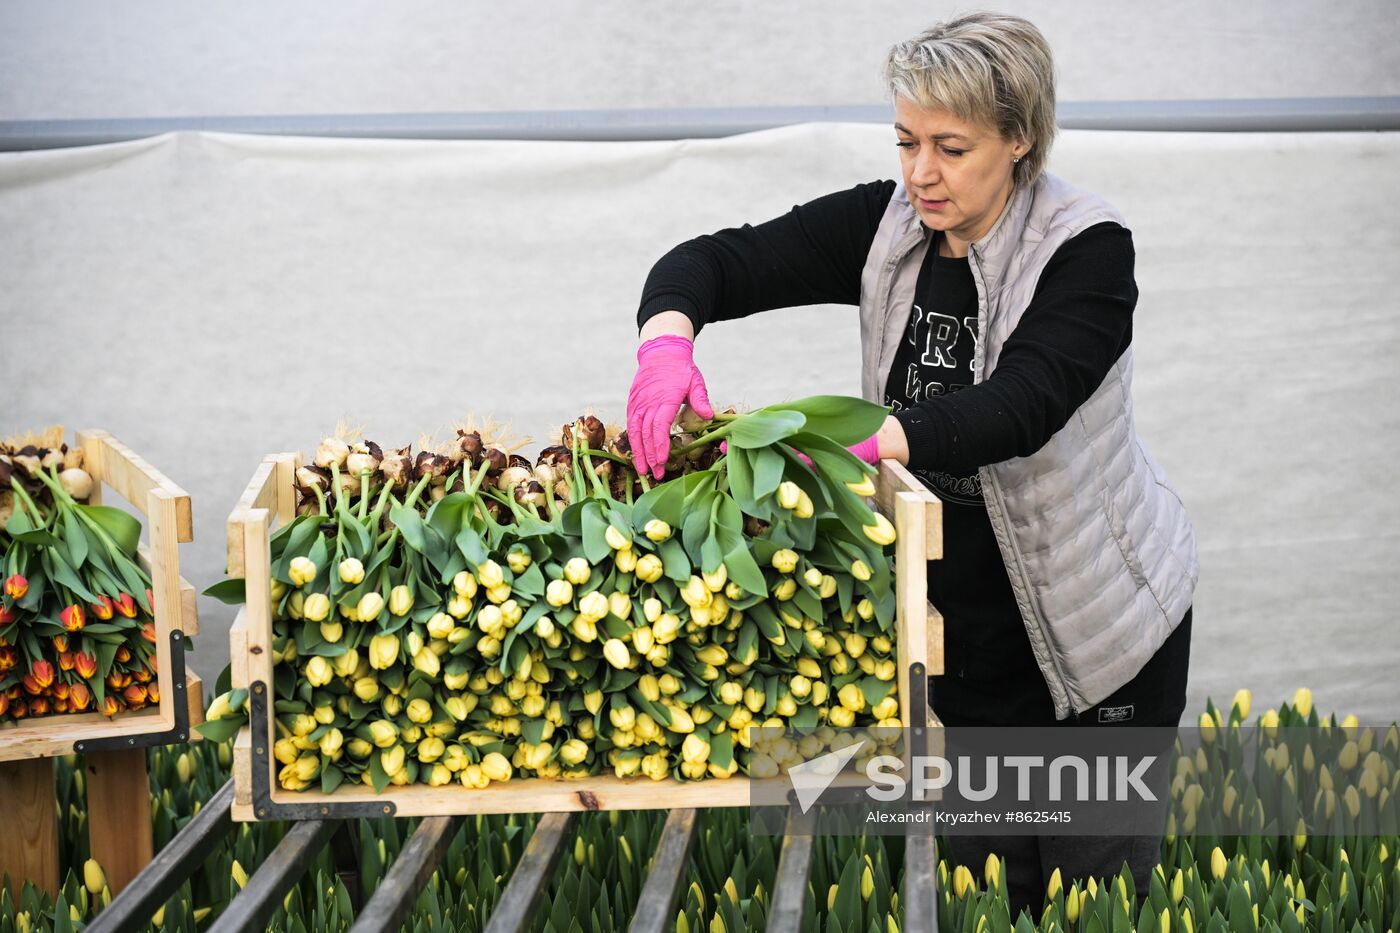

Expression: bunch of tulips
xmin=1 ymin=429 xmax=161 ymax=724
xmin=203 ymin=395 xmax=904 ymax=791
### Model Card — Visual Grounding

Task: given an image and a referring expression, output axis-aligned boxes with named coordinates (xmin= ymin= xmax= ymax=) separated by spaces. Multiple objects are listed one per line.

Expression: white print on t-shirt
xmin=918 ymin=307 xmax=961 ymax=369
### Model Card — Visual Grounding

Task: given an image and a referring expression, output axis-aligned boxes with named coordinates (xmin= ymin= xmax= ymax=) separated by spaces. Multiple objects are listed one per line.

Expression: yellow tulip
xmin=1210 ymin=846 xmax=1227 ymax=881
xmin=1292 ymin=687 xmax=1313 ymax=718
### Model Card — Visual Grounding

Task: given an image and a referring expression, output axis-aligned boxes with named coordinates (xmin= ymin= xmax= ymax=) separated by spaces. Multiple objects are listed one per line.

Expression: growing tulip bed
xmin=205 ymin=397 xmax=907 ymax=793
xmin=4 ymin=692 xmax=1398 ymax=933
xmin=1 ymin=430 xmax=162 ymax=723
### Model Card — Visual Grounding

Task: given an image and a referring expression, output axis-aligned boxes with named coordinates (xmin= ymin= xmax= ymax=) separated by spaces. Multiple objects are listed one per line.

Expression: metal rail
xmin=348 ymin=816 xmax=463 ymax=933
xmin=628 ymin=808 xmax=699 ymax=933
xmin=482 ymin=812 xmax=577 ymax=933
xmin=205 ymin=819 xmax=340 ymax=933
xmin=2 ymin=96 xmax=1397 ymax=151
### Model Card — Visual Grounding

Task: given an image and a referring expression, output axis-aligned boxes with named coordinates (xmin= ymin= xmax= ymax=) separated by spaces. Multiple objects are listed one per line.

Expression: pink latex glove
xmin=848 ymin=435 xmax=880 ymax=464
xmin=627 ymin=335 xmax=715 ymax=479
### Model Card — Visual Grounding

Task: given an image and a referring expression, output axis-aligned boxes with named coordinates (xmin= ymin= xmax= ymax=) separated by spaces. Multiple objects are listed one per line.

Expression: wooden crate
xmin=0 ymin=429 xmax=204 ymax=760
xmin=0 ymin=429 xmax=205 ymax=896
xmin=227 ymin=453 xmax=942 ymax=821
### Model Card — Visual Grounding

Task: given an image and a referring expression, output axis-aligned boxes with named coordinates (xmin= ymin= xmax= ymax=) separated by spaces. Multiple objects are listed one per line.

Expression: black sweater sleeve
xmin=637 ymin=180 xmax=897 ymax=334
xmin=893 ymin=222 xmax=1138 ymax=474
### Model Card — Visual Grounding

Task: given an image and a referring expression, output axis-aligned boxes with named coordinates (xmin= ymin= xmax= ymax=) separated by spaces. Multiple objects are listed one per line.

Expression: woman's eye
xmin=942 ymin=147 xmax=964 ymax=157
xmin=896 ymin=141 xmax=915 ymax=149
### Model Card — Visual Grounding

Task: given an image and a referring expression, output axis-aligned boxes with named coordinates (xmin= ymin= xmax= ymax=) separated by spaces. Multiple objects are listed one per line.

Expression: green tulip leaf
xmin=725 ymin=410 xmax=807 ymax=448
xmin=762 ymin=395 xmax=888 ymax=446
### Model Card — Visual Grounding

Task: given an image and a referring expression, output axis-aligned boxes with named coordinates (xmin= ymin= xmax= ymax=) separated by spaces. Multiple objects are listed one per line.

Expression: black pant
xmin=931 ymin=608 xmax=1192 ymax=919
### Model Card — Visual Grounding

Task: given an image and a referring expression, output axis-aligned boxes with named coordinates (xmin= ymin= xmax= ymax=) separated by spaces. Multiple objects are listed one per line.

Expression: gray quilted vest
xmin=859 ymin=173 xmax=1198 ymax=719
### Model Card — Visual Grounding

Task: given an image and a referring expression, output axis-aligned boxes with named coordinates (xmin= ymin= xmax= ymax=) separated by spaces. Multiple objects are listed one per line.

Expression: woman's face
xmin=894 ymin=96 xmax=1028 ymax=252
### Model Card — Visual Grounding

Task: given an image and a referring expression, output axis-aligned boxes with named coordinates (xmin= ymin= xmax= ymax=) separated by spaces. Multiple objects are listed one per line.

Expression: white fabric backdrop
xmin=2 ymin=125 xmax=1397 ymax=723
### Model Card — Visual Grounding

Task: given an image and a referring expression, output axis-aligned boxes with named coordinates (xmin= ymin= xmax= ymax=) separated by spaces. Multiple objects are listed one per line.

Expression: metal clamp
xmin=248 ymin=679 xmax=397 ymax=821
xmin=75 ymin=630 xmax=192 ymax=754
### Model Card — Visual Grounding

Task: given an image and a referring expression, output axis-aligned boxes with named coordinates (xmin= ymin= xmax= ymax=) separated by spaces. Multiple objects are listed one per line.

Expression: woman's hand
xmin=628 ymin=313 xmax=714 ymax=479
xmin=848 ymin=417 xmax=910 ymax=465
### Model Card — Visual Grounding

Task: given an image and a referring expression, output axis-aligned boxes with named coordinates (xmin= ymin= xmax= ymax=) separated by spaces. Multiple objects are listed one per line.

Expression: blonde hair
xmin=883 ymin=12 xmax=1057 ymax=186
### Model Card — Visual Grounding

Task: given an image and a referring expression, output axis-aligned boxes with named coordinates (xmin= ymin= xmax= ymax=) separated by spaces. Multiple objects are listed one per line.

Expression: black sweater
xmin=637 ymin=180 xmax=1138 ymax=682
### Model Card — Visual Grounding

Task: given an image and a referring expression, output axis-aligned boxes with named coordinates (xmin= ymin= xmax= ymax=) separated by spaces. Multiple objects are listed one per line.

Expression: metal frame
xmin=74 ymin=630 xmax=192 ymax=754
xmin=3 ymin=96 xmax=1397 ymax=151
xmin=248 ymin=679 xmax=398 ymax=821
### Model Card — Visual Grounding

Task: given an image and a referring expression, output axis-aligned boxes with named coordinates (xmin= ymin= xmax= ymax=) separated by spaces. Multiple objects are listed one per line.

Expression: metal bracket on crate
xmin=75 ymin=630 xmax=192 ymax=754
xmin=248 ymin=679 xmax=398 ymax=821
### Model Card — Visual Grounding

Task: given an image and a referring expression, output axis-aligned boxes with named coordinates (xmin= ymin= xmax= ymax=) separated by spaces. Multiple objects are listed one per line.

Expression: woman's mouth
xmin=919 ymin=198 xmax=949 ymax=212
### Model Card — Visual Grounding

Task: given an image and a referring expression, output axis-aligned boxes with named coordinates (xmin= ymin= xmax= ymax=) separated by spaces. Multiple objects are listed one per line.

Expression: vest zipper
xmin=966 ymin=244 xmax=1077 ymax=719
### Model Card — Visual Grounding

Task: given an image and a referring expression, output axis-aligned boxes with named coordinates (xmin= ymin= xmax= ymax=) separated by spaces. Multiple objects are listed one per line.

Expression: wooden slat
xmin=767 ymin=808 xmax=814 ymax=933
xmin=483 ymin=812 xmax=575 ymax=933
xmin=926 ymin=607 xmax=945 ymax=677
xmin=240 ymin=510 xmax=274 ymax=697
xmin=233 ymin=728 xmax=253 ymax=808
xmin=235 ymin=773 xmax=756 ymax=821
xmin=894 ymin=491 xmax=930 ymax=729
xmin=273 ymin=453 xmax=301 ymax=525
xmin=0 ymin=707 xmax=168 ymax=761
xmin=186 ymin=670 xmax=206 ymax=740
xmin=0 ymin=757 xmax=59 ymax=896
xmin=876 ymin=459 xmax=942 ymax=558
xmin=86 ymin=748 xmax=156 ymax=895
xmin=77 ymin=429 xmax=193 ymax=538
xmin=227 ymin=457 xmax=279 ymax=579
xmin=348 ymin=816 xmax=462 ymax=933
xmin=85 ymin=781 xmax=236 ymax=933
xmin=229 ymin=608 xmax=249 ymax=690
xmin=205 ymin=819 xmax=339 ymax=933
xmin=902 ymin=831 xmax=939 ymax=933
xmin=628 ymin=808 xmax=699 ymax=933
xmin=133 ymin=547 xmax=200 ymax=636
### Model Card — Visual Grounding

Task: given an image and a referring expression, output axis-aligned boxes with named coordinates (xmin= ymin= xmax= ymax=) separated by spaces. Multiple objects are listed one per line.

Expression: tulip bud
xmin=506 ymin=546 xmax=532 ymax=574
xmin=545 ymin=579 xmax=573 ymax=608
xmin=351 ymin=591 xmax=382 ymax=622
xmin=862 ymin=513 xmax=896 ymax=546
xmin=338 ymin=558 xmax=365 ymax=584
xmin=452 ymin=571 xmax=478 ymax=599
xmin=481 ymin=752 xmax=512 ymax=782
xmin=369 ymin=633 xmax=399 ymax=670
xmin=636 ymin=554 xmax=664 ymax=583
xmin=681 ymin=733 xmax=710 ymax=764
xmin=305 ymin=656 xmax=334 ymax=687
xmin=563 ymin=558 xmax=591 ymax=585
xmin=302 ymin=593 xmax=331 ymax=623
xmin=477 ymin=560 xmax=505 ymax=588
xmin=4 ymin=574 xmax=29 ymax=600
xmin=412 ymin=648 xmax=440 ymax=678
xmin=603 ymin=638 xmax=632 ymax=669
xmin=850 ymin=560 xmax=872 ymax=581
xmin=644 ymin=519 xmax=672 ymax=542
xmin=578 ymin=590 xmax=609 ymax=622
xmin=771 ymin=549 xmax=798 ymax=574
xmin=604 ymin=524 xmax=631 ymax=551
xmin=288 ymin=557 xmax=317 ymax=586
xmin=425 ymin=612 xmax=455 ymax=640
xmin=1293 ymin=687 xmax=1313 ymax=718
xmin=389 ymin=585 xmax=413 ymax=616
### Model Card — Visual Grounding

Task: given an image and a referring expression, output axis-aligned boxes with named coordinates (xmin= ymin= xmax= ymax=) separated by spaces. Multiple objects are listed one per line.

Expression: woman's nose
xmin=911 ymin=151 xmax=939 ymax=187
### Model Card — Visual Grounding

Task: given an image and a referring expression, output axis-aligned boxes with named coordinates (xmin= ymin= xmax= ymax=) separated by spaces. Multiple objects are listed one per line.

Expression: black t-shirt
xmin=637 ymin=180 xmax=1138 ymax=684
xmin=882 ymin=233 xmax=1039 ymax=679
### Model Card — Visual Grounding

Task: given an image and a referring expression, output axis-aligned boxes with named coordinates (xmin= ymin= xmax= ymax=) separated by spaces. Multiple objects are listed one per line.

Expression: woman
xmin=625 ymin=12 xmax=1198 ymax=917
